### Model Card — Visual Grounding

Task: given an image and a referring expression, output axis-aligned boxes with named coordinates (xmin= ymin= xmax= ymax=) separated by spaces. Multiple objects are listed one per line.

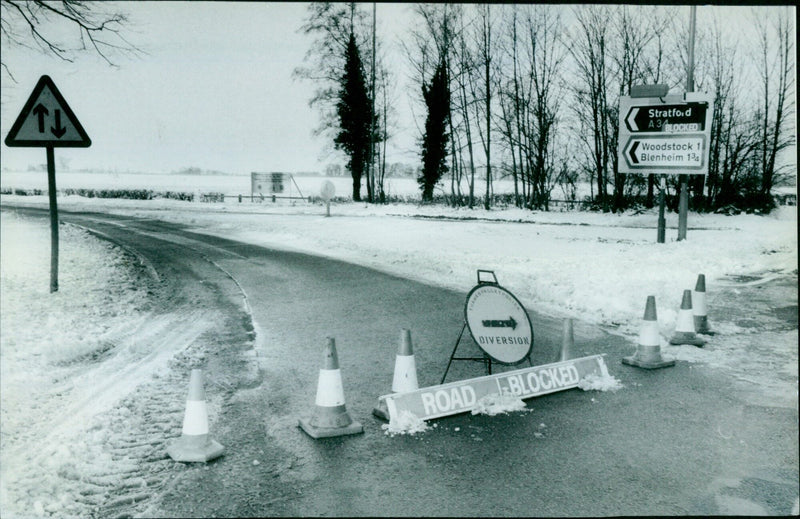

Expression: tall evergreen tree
xmin=419 ymin=59 xmax=451 ymax=201
xmin=335 ymin=33 xmax=372 ymax=201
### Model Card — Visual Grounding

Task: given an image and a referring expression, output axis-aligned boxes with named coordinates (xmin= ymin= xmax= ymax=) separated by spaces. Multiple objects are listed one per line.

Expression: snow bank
xmin=471 ymin=391 xmax=530 ymax=416
xmin=381 ymin=410 xmax=430 ymax=436
xmin=578 ymin=373 xmax=625 ymax=392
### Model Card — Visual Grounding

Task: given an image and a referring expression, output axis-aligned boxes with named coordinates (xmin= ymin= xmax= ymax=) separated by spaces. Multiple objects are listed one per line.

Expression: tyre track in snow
xmin=1 ymin=206 xmax=261 ymax=518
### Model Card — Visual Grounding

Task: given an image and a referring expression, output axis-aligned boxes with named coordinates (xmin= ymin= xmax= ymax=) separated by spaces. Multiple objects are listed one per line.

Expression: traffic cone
xmin=557 ymin=319 xmax=574 ymax=362
xmin=669 ymin=289 xmax=706 ymax=346
xmin=166 ymin=369 xmax=225 ymax=462
xmin=299 ymin=338 xmax=363 ymax=438
xmin=373 ymin=329 xmax=419 ymax=420
xmin=622 ymin=296 xmax=675 ymax=369
xmin=692 ymin=274 xmax=714 ymax=335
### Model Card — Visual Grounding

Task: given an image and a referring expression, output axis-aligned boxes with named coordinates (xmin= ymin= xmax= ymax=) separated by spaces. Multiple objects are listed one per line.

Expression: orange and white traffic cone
xmin=692 ymin=274 xmax=714 ymax=335
xmin=299 ymin=337 xmax=363 ymax=438
xmin=669 ymin=289 xmax=706 ymax=346
xmin=166 ymin=369 xmax=225 ymax=462
xmin=622 ymin=295 xmax=675 ymax=369
xmin=374 ymin=329 xmax=419 ymax=420
xmin=557 ymin=318 xmax=574 ymax=362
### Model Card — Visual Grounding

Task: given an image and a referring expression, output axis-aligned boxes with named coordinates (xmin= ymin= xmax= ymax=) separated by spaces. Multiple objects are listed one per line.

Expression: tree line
xmin=297 ymin=3 xmax=795 ymax=213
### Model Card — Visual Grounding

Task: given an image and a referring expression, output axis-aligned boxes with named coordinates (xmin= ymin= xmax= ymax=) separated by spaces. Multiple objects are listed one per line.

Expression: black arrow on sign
xmin=33 ymin=104 xmax=49 ymax=133
xmin=51 ymin=109 xmax=66 ymax=138
xmin=629 ymin=141 xmax=640 ymax=164
xmin=482 ymin=316 xmax=518 ymax=330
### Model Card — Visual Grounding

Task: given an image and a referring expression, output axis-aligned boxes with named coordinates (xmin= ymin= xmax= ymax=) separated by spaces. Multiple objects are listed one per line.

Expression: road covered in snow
xmin=1 ymin=195 xmax=797 ymax=517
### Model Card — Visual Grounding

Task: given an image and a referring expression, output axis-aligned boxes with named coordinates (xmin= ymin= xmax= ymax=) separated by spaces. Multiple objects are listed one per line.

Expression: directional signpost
xmin=618 ymin=91 xmax=713 ymax=243
xmin=4 ymin=75 xmax=91 ymax=292
xmin=618 ymin=93 xmax=712 ymax=175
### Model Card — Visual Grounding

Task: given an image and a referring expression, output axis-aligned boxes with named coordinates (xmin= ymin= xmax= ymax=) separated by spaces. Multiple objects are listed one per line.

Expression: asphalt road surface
xmin=5 ymin=206 xmax=798 ymax=517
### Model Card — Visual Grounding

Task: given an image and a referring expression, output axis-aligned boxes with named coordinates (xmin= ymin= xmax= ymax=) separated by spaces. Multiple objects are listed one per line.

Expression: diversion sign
xmin=381 ymin=354 xmax=608 ymax=421
xmin=465 ymin=283 xmax=533 ymax=365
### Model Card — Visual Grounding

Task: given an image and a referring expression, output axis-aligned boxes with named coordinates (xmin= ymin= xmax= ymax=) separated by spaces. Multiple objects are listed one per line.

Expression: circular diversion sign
xmin=464 ymin=284 xmax=533 ymax=365
xmin=320 ymin=180 xmax=335 ymax=201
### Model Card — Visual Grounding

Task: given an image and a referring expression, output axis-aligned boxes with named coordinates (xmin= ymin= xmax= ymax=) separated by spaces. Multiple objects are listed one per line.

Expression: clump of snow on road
xmin=471 ymin=391 xmax=530 ymax=416
xmin=381 ymin=410 xmax=430 ymax=436
xmin=578 ymin=373 xmax=625 ymax=392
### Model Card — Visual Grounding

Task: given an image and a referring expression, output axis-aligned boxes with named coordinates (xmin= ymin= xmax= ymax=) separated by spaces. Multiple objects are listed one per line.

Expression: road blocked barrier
xmin=379 ymin=354 xmax=608 ymax=422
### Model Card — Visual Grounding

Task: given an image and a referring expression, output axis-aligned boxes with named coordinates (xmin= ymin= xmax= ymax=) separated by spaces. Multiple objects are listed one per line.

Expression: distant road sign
xmin=618 ymin=93 xmax=713 ymax=175
xmin=4 ymin=75 xmax=91 ymax=148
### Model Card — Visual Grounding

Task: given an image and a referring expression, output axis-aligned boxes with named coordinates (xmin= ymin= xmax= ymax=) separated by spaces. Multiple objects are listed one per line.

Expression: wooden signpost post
xmin=4 ymin=75 xmax=92 ymax=292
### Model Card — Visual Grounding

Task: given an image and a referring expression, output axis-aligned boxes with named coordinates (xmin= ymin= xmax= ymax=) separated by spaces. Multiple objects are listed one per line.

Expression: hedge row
xmin=1 ymin=187 xmax=225 ymax=202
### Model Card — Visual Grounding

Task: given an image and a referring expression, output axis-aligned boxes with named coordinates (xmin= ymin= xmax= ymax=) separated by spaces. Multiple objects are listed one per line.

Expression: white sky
xmin=0 ymin=2 xmax=419 ymax=174
xmin=0 ymin=3 xmax=792 ymax=175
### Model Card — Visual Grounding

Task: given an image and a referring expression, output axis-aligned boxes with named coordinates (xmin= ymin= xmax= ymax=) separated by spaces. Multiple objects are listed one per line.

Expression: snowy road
xmin=4 ymin=205 xmax=798 ymax=517
xmin=2 ymin=205 xmax=797 ymax=517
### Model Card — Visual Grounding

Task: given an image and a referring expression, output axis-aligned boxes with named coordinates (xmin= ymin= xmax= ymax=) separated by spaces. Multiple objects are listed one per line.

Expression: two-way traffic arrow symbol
xmin=51 ymin=110 xmax=66 ymax=138
xmin=33 ymin=104 xmax=49 ymax=133
xmin=482 ymin=317 xmax=518 ymax=330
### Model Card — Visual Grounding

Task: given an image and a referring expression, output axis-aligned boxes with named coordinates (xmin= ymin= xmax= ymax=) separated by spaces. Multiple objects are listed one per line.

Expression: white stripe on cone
xmin=181 ymin=400 xmax=210 ymax=436
xmin=638 ymin=319 xmax=660 ymax=347
xmin=315 ymin=369 xmax=345 ymax=407
xmin=391 ymin=355 xmax=418 ymax=393
xmin=675 ymin=308 xmax=695 ymax=333
xmin=692 ymin=290 xmax=707 ymax=316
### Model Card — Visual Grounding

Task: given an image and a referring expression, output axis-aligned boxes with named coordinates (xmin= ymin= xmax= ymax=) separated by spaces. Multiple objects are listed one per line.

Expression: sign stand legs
xmin=46 ymin=145 xmax=59 ymax=293
xmin=441 ymin=322 xmax=492 ymax=384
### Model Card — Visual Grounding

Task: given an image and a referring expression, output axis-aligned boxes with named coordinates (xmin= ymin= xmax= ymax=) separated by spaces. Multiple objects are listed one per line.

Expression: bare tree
xmin=753 ymin=7 xmax=795 ymax=201
xmin=569 ymin=5 xmax=613 ymax=211
xmin=1 ymin=0 xmax=140 ymax=81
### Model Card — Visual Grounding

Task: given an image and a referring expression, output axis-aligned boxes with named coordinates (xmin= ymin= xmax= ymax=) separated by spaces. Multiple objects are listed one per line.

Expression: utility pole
xmin=369 ymin=2 xmax=376 ymax=203
xmin=678 ymin=5 xmax=696 ymax=241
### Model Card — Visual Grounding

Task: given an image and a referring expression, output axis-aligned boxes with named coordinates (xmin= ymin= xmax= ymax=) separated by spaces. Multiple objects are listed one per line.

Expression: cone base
xmin=167 ymin=436 xmax=224 ymax=463
xmin=694 ymin=316 xmax=715 ymax=335
xmin=372 ymin=400 xmax=390 ymax=421
xmin=669 ymin=332 xmax=706 ymax=346
xmin=298 ymin=418 xmax=364 ymax=439
xmin=622 ymin=355 xmax=676 ymax=369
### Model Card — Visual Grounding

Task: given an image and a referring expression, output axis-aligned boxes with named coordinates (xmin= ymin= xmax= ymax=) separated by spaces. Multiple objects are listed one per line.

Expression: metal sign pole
xmin=4 ymin=75 xmax=91 ymax=293
xmin=657 ymin=175 xmax=667 ymax=243
xmin=678 ymin=5 xmax=697 ymax=242
xmin=46 ymin=145 xmax=59 ymax=292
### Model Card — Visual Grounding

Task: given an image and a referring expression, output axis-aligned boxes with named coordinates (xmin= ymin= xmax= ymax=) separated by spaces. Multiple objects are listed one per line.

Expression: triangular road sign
xmin=4 ymin=75 xmax=91 ymax=148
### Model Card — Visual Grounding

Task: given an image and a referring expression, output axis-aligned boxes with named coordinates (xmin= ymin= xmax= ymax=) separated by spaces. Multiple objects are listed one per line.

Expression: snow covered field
xmin=1 ymin=186 xmax=797 ymax=517
xmin=0 ymin=170 xmax=583 ymax=201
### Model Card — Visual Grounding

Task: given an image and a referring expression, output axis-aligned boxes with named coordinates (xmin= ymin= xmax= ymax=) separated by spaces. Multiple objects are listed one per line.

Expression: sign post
xmin=618 ymin=91 xmax=713 ymax=243
xmin=320 ymin=180 xmax=335 ymax=217
xmin=4 ymin=75 xmax=92 ymax=292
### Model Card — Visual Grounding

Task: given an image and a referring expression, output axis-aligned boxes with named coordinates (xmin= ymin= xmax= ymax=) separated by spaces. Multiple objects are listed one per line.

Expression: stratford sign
xmin=618 ymin=92 xmax=713 ymax=175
